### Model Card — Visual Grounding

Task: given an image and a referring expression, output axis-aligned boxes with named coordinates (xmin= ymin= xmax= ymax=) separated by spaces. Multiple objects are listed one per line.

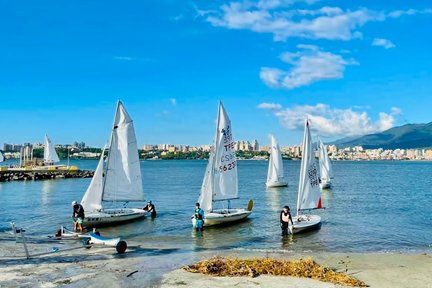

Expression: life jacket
xmin=195 ymin=208 xmax=203 ymax=220
xmin=281 ymin=211 xmax=290 ymax=222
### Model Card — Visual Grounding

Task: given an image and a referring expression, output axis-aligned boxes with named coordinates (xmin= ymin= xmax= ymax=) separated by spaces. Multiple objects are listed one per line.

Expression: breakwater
xmin=0 ymin=170 xmax=94 ymax=182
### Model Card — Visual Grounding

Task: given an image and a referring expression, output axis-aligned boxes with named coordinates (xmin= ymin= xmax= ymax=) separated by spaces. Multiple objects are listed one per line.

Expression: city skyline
xmin=1 ymin=1 xmax=431 ymax=147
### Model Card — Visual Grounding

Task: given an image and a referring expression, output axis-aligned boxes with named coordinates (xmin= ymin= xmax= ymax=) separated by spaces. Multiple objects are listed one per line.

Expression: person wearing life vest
xmin=194 ymin=202 xmax=205 ymax=232
xmin=280 ymin=205 xmax=293 ymax=236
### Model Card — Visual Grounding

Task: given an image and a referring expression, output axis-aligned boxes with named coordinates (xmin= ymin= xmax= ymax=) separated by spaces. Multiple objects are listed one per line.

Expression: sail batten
xmin=296 ymin=120 xmax=322 ymax=216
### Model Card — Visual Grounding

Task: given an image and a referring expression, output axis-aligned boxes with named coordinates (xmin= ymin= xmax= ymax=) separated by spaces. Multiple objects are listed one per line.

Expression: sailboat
xmin=44 ymin=135 xmax=60 ymax=165
xmin=192 ymin=101 xmax=253 ymax=227
xmin=318 ymin=138 xmax=333 ymax=189
xmin=0 ymin=150 xmax=4 ymax=162
xmin=292 ymin=120 xmax=322 ymax=234
xmin=266 ymin=134 xmax=288 ymax=187
xmin=80 ymin=101 xmax=146 ymax=227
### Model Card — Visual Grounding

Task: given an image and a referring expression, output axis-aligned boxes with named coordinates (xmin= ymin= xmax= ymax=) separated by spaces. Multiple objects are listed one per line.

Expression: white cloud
xmin=202 ymin=2 xmax=431 ymax=42
xmin=257 ymin=102 xmax=282 ymax=110
xmin=114 ymin=56 xmax=134 ymax=61
xmin=205 ymin=2 xmax=386 ymax=41
xmin=170 ymin=98 xmax=177 ymax=105
xmin=391 ymin=107 xmax=402 ymax=115
xmin=387 ymin=8 xmax=432 ymax=18
xmin=372 ymin=38 xmax=395 ymax=49
xmin=260 ymin=45 xmax=357 ymax=89
xmin=258 ymin=103 xmax=401 ymax=136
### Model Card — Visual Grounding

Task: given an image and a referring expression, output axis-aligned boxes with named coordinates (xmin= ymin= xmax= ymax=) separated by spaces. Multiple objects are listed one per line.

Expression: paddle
xmin=247 ymin=199 xmax=254 ymax=211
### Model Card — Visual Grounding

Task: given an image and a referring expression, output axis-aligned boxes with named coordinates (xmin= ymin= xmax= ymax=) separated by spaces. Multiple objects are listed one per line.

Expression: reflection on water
xmin=40 ymin=180 xmax=55 ymax=206
xmin=1 ymin=160 xmax=432 ymax=254
xmin=265 ymin=186 xmax=287 ymax=212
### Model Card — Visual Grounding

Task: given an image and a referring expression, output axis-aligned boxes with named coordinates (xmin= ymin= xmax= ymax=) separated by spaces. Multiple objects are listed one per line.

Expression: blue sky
xmin=1 ymin=0 xmax=431 ymax=147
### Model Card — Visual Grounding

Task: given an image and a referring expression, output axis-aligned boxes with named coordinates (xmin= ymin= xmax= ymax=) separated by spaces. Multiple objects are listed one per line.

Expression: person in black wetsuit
xmin=280 ymin=205 xmax=293 ymax=236
xmin=143 ymin=201 xmax=157 ymax=218
xmin=194 ymin=203 xmax=205 ymax=232
xmin=71 ymin=200 xmax=85 ymax=233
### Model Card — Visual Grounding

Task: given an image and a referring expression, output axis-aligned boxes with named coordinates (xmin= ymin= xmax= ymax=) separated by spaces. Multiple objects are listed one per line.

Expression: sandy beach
xmin=1 ymin=236 xmax=431 ymax=288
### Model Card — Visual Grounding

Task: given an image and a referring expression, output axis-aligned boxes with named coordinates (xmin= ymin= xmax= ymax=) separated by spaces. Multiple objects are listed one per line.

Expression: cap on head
xmin=195 ymin=202 xmax=200 ymax=207
xmin=283 ymin=205 xmax=289 ymax=210
xmin=72 ymin=200 xmax=77 ymax=206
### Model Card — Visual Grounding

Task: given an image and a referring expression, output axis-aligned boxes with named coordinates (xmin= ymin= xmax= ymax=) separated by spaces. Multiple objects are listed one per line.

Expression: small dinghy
xmin=80 ymin=232 xmax=127 ymax=254
xmin=191 ymin=101 xmax=253 ymax=228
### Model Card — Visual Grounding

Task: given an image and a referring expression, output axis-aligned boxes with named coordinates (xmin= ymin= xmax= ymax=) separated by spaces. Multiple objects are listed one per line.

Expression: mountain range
xmin=333 ymin=122 xmax=432 ymax=149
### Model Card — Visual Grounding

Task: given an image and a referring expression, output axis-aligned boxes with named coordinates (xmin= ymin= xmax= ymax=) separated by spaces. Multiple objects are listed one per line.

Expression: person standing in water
xmin=194 ymin=203 xmax=205 ymax=232
xmin=71 ymin=200 xmax=85 ymax=233
xmin=143 ymin=201 xmax=157 ymax=218
xmin=280 ymin=205 xmax=293 ymax=236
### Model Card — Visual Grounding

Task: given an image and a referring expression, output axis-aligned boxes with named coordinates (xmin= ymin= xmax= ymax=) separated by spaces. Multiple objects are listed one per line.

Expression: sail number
xmin=219 ymin=161 xmax=236 ymax=172
xmin=308 ymin=164 xmax=319 ymax=187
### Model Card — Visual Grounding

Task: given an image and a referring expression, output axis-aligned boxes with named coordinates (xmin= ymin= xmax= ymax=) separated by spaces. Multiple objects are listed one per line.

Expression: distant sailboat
xmin=81 ymin=101 xmax=146 ymax=227
xmin=266 ymin=134 xmax=288 ymax=187
xmin=44 ymin=135 xmax=60 ymax=164
xmin=0 ymin=150 xmax=4 ymax=162
xmin=318 ymin=138 xmax=333 ymax=189
xmin=292 ymin=120 xmax=322 ymax=234
xmin=192 ymin=101 xmax=253 ymax=227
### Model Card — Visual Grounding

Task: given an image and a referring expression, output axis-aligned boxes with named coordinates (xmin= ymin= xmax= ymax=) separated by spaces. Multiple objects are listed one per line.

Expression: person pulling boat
xmin=280 ymin=205 xmax=293 ymax=236
xmin=71 ymin=200 xmax=85 ymax=233
xmin=193 ymin=203 xmax=205 ymax=232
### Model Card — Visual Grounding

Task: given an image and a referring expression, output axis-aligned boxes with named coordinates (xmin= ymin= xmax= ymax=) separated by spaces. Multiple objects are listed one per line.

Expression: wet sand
xmin=1 ymin=238 xmax=431 ymax=288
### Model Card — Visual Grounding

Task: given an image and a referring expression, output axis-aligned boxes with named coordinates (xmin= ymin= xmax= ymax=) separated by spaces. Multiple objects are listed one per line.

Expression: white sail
xmin=81 ymin=147 xmax=105 ymax=212
xmin=267 ymin=134 xmax=285 ymax=183
xmin=103 ymin=101 xmax=144 ymax=202
xmin=296 ymin=120 xmax=322 ymax=215
xmin=318 ymin=138 xmax=333 ymax=181
xmin=212 ymin=102 xmax=238 ymax=201
xmin=0 ymin=151 xmax=4 ymax=162
xmin=198 ymin=147 xmax=215 ymax=212
xmin=43 ymin=135 xmax=60 ymax=164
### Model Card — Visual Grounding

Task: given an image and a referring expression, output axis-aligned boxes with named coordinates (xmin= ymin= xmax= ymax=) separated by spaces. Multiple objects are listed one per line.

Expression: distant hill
xmin=335 ymin=122 xmax=432 ymax=149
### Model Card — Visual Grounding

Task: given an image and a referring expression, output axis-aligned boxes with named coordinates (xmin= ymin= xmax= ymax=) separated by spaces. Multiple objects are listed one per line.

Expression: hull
xmin=320 ymin=180 xmax=331 ymax=189
xmin=192 ymin=208 xmax=252 ymax=227
xmin=266 ymin=180 xmax=288 ymax=188
xmin=80 ymin=232 xmax=121 ymax=246
xmin=292 ymin=214 xmax=321 ymax=234
xmin=83 ymin=208 xmax=146 ymax=227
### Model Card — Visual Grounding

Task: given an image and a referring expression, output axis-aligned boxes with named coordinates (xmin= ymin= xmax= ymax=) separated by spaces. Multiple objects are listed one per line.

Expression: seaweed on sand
xmin=184 ymin=257 xmax=368 ymax=287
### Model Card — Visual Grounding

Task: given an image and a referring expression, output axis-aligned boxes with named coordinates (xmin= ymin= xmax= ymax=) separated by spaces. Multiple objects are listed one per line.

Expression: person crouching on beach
xmin=194 ymin=203 xmax=205 ymax=232
xmin=280 ymin=205 xmax=293 ymax=236
xmin=71 ymin=200 xmax=85 ymax=233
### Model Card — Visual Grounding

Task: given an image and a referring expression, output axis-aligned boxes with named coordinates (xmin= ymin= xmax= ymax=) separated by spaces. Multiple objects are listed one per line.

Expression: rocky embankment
xmin=0 ymin=170 xmax=94 ymax=182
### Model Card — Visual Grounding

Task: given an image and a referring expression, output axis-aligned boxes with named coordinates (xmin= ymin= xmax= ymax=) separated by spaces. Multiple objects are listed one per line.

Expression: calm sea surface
xmin=1 ymin=159 xmax=431 ymax=255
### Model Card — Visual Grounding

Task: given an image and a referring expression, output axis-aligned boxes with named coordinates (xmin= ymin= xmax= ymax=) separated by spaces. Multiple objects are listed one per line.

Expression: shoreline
xmin=1 ymin=238 xmax=431 ymax=288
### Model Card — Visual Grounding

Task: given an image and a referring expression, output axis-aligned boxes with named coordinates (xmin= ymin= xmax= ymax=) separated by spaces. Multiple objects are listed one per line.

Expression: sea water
xmin=1 ymin=159 xmax=431 ymax=255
